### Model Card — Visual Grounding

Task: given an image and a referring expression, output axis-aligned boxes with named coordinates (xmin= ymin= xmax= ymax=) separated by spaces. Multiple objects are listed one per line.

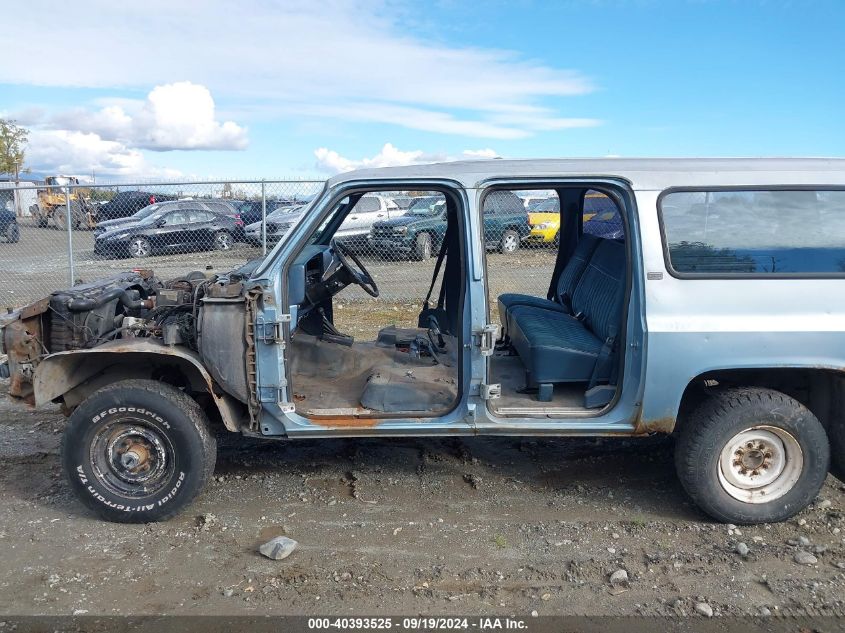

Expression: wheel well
xmin=676 ymin=368 xmax=845 ymax=434
xmin=35 ymin=351 xmax=247 ymax=432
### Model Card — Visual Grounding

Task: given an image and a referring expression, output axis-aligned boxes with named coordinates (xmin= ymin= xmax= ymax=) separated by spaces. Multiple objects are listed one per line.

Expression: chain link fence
xmin=0 ymin=180 xmax=323 ymax=309
xmin=0 ymin=179 xmax=619 ymax=338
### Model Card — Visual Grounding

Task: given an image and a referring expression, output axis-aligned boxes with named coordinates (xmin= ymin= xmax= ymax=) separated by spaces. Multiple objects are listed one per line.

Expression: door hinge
xmin=257 ymin=386 xmax=295 ymax=413
xmin=481 ymin=383 xmax=501 ymax=400
xmin=256 ymin=314 xmax=291 ymax=344
xmin=476 ymin=323 xmax=499 ymax=357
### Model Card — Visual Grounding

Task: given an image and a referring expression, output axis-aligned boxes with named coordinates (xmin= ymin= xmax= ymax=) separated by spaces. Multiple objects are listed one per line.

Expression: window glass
xmin=163 ymin=212 xmax=187 ymax=226
xmin=354 ymin=196 xmax=381 ymax=213
xmin=185 ymin=210 xmax=212 ymax=223
xmin=483 ymin=190 xmax=524 ymax=215
xmin=661 ymin=189 xmax=845 ymax=274
xmin=583 ymin=191 xmax=623 ymax=239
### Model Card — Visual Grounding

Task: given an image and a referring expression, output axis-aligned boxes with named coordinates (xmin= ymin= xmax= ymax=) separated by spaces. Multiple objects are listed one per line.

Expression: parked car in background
xmin=523 ymin=197 xmax=561 ymax=245
xmin=0 ymin=195 xmax=20 ymax=243
xmin=96 ymin=199 xmax=242 ymax=238
xmin=94 ymin=207 xmax=241 ymax=258
xmin=244 ymin=205 xmax=304 ymax=246
xmin=524 ymin=191 xmax=618 ymax=246
xmin=96 ymin=191 xmax=179 ymax=222
xmin=522 ymin=195 xmax=554 ymax=211
xmin=370 ymin=190 xmax=529 ymax=260
xmin=369 ymin=196 xmax=447 ymax=260
xmin=334 ymin=194 xmax=403 ymax=249
xmin=95 ymin=200 xmax=191 ymax=235
xmin=390 ymin=195 xmax=415 ymax=210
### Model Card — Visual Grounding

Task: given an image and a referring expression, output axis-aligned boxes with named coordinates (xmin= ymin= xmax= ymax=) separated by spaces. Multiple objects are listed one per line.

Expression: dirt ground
xmin=0 ymin=382 xmax=843 ymax=618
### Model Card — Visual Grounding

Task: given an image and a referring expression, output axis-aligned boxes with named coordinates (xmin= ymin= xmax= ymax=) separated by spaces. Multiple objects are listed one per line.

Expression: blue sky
xmin=1 ymin=0 xmax=843 ymax=180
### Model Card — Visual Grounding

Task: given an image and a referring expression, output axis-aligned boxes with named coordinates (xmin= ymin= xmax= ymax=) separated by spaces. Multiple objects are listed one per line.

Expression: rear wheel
xmin=413 ymin=232 xmax=432 ymax=261
xmin=213 ymin=230 xmax=233 ymax=251
xmin=129 ymin=236 xmax=151 ymax=258
xmin=61 ymin=379 xmax=216 ymax=523
xmin=499 ymin=229 xmax=520 ymax=254
xmin=5 ymin=222 xmax=19 ymax=243
xmin=54 ymin=202 xmax=84 ymax=230
xmin=675 ymin=387 xmax=829 ymax=524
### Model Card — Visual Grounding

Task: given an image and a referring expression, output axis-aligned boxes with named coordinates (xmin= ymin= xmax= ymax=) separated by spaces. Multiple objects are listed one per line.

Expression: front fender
xmin=33 ymin=339 xmax=245 ymax=432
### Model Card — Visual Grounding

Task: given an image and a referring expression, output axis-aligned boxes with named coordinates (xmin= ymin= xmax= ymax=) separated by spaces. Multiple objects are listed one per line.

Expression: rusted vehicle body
xmin=2 ymin=158 xmax=844 ymax=524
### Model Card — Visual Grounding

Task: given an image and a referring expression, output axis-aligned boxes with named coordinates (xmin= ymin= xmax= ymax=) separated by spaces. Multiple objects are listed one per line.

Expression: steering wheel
xmin=330 ymin=238 xmax=379 ymax=297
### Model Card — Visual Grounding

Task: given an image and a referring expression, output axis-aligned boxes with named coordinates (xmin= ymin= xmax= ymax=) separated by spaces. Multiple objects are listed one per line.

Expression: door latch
xmin=476 ymin=323 xmax=499 ymax=357
xmin=480 ymin=383 xmax=501 ymax=400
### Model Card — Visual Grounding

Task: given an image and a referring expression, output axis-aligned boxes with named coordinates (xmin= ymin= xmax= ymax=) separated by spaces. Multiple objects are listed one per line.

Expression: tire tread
xmin=675 ymin=386 xmax=829 ymax=524
xmin=62 ymin=379 xmax=216 ymax=522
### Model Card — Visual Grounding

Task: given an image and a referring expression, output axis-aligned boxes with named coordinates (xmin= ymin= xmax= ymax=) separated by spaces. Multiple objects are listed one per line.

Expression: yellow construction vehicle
xmin=32 ymin=176 xmax=95 ymax=230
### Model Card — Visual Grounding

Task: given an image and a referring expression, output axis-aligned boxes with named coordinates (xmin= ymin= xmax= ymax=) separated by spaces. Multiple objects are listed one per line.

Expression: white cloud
xmin=26 ymin=130 xmax=183 ymax=179
xmin=0 ymin=0 xmax=599 ymax=139
xmin=48 ymin=82 xmax=247 ymax=151
xmin=314 ymin=143 xmax=500 ymax=174
xmin=8 ymin=82 xmax=246 ymax=177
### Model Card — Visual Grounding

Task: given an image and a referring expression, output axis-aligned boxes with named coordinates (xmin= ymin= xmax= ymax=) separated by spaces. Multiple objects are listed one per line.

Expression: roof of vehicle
xmin=327 ymin=158 xmax=845 ymax=191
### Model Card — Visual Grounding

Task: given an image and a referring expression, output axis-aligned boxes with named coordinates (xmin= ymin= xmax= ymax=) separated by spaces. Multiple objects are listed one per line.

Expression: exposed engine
xmin=45 ymin=269 xmax=210 ymax=353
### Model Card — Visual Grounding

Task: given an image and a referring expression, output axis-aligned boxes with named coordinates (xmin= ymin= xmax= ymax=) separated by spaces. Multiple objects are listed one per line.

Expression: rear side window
xmin=583 ymin=191 xmax=623 ymax=240
xmin=660 ymin=189 xmax=845 ymax=275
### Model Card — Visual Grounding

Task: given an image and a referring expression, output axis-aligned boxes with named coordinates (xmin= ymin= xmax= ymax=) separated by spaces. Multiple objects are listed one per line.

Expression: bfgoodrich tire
xmin=61 ymin=380 xmax=216 ymax=523
xmin=675 ymin=387 xmax=829 ymax=524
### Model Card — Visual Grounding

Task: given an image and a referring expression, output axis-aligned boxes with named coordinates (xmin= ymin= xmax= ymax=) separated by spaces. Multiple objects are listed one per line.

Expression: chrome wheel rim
xmin=129 ymin=238 xmax=149 ymax=257
xmin=89 ymin=420 xmax=174 ymax=498
xmin=215 ymin=233 xmax=231 ymax=250
xmin=502 ymin=233 xmax=518 ymax=252
xmin=718 ymin=425 xmax=803 ymax=503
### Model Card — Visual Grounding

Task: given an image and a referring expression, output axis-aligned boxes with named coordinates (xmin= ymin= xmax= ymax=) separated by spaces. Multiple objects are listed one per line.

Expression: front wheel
xmin=675 ymin=387 xmax=829 ymax=524
xmin=499 ymin=229 xmax=520 ymax=254
xmin=61 ymin=380 xmax=216 ymax=523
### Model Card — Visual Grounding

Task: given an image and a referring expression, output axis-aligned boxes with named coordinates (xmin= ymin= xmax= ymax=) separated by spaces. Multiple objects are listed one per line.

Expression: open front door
xmin=258 ymin=181 xmax=475 ymax=437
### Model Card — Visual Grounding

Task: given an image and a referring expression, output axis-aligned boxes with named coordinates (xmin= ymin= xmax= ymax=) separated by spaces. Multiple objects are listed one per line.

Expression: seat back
xmin=553 ymin=233 xmax=600 ymax=305
xmin=571 ymin=239 xmax=626 ymax=341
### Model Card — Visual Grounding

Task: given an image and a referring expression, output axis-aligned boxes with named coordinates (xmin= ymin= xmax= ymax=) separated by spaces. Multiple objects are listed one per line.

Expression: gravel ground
xmin=1 ymin=382 xmax=844 ymax=618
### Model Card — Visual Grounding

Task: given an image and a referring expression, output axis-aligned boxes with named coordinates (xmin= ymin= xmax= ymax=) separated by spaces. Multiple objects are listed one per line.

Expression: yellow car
xmin=522 ymin=193 xmax=612 ymax=246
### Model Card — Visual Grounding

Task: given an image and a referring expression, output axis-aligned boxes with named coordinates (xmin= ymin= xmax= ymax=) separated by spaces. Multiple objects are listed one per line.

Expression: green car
xmin=369 ymin=191 xmax=530 ymax=260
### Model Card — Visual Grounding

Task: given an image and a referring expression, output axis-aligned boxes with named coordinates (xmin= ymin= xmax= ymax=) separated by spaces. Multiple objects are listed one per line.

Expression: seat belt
xmin=418 ymin=225 xmax=451 ymax=332
xmin=588 ymin=325 xmax=617 ymax=390
xmin=422 ymin=231 xmax=449 ymax=310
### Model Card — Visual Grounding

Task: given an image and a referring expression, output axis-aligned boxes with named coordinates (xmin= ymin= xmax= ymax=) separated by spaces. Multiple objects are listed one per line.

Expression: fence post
xmin=261 ymin=180 xmax=267 ymax=256
xmin=65 ymin=185 xmax=75 ymax=286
